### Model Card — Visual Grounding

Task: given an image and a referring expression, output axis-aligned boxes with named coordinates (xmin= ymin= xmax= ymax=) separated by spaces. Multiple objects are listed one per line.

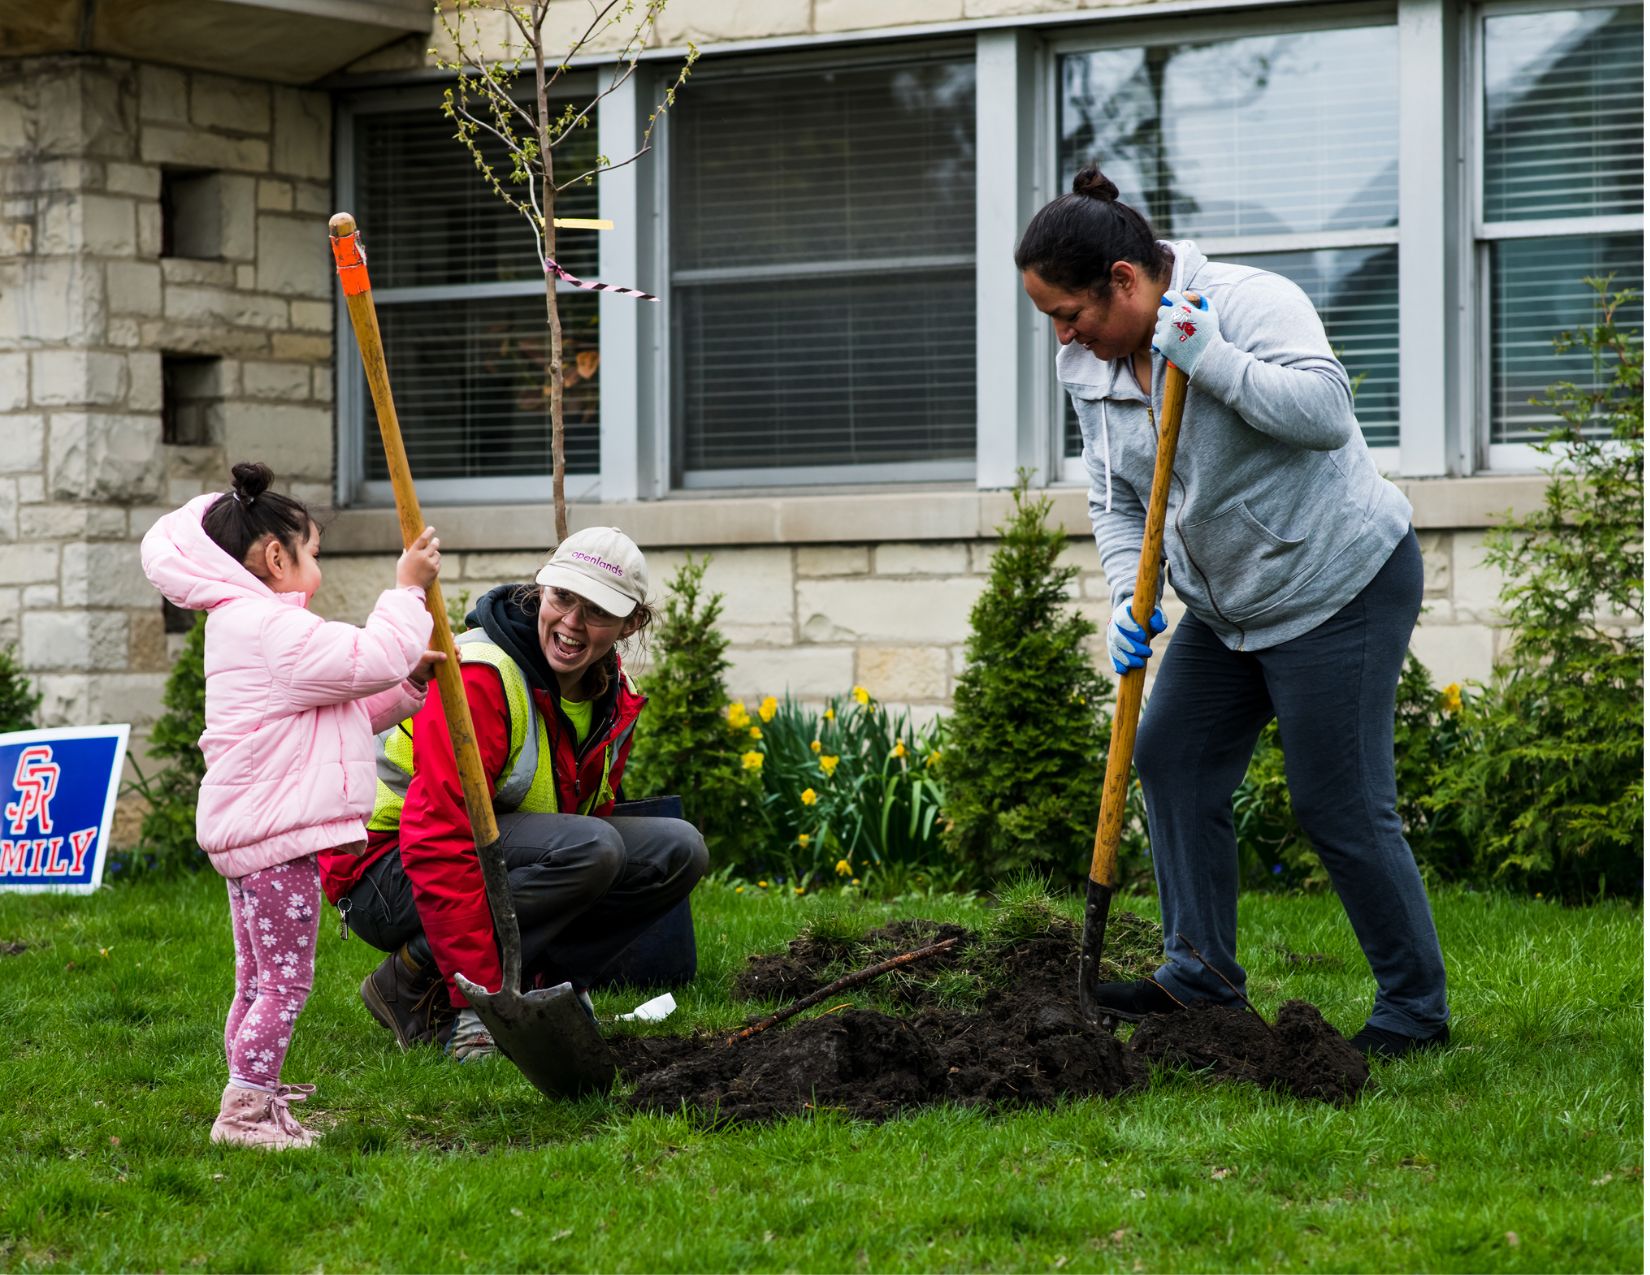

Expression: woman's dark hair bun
xmin=231 ymin=461 xmax=274 ymax=502
xmin=1072 ymin=165 xmax=1119 ymax=202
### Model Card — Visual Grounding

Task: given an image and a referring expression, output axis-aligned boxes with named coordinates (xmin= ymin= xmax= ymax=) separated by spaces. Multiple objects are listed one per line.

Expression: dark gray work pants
xmin=1135 ymin=529 xmax=1449 ymax=1036
xmin=343 ymin=813 xmax=708 ymax=990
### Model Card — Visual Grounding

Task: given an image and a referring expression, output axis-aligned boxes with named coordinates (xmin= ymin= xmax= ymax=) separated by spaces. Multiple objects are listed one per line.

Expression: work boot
xmin=1089 ymin=977 xmax=1186 ymax=1022
xmin=1347 ymin=1022 xmax=1451 ymax=1059
xmin=361 ymin=944 xmax=449 ymax=1050
xmin=209 ymin=1083 xmax=314 ymax=1151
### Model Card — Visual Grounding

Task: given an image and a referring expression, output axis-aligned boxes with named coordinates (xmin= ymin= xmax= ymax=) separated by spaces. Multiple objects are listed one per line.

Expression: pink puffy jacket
xmin=140 ymin=494 xmax=434 ymax=879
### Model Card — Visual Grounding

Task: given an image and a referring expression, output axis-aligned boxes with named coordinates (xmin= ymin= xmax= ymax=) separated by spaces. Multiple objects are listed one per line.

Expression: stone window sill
xmin=320 ymin=475 xmax=1550 ymax=554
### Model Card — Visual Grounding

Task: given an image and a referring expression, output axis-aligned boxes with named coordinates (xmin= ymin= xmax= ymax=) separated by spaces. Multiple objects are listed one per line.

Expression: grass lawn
xmin=0 ymin=872 xmax=1640 ymax=1273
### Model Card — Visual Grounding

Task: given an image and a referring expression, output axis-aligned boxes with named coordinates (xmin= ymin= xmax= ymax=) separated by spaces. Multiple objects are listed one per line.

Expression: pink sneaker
xmin=209 ymin=1083 xmax=320 ymax=1150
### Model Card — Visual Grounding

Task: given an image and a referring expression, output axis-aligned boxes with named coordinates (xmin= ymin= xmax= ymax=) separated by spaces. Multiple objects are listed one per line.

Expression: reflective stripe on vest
xmin=367 ymin=632 xmax=571 ymax=832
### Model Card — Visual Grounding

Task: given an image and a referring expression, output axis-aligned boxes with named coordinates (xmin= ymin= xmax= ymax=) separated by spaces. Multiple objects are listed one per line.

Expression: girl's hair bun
xmin=1071 ymin=165 xmax=1120 ymax=202
xmin=231 ymin=460 xmax=274 ymax=502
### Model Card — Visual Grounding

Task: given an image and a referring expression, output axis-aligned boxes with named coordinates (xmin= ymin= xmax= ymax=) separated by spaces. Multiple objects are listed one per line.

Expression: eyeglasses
xmin=542 ymin=586 xmax=624 ymax=629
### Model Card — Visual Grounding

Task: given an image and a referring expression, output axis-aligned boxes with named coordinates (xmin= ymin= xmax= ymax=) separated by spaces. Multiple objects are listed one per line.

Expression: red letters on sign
xmin=6 ymin=746 xmax=60 ymax=835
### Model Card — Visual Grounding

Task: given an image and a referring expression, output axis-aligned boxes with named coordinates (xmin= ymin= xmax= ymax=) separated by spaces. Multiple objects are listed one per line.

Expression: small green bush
xmin=622 ymin=556 xmax=767 ymax=869
xmin=1429 ymin=278 xmax=1643 ymax=899
xmin=742 ymin=691 xmax=951 ymax=890
xmin=122 ymin=611 xmax=208 ymax=879
xmin=940 ymin=477 xmax=1119 ymax=888
xmin=0 ymin=642 xmax=42 ymax=734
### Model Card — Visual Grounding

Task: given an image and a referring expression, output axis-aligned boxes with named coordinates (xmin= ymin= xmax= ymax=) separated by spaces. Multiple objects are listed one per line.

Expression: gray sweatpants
xmin=344 ymin=813 xmax=708 ymax=990
xmin=1134 ymin=529 xmax=1448 ymax=1036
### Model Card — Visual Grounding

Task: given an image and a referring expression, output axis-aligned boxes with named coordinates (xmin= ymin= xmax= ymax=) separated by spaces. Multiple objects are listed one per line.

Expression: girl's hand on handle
xmin=1153 ymin=290 xmax=1219 ymax=377
xmin=397 ymin=526 xmax=441 ymax=590
xmin=408 ymin=649 xmax=447 ymax=687
xmin=1107 ymin=598 xmax=1167 ymax=674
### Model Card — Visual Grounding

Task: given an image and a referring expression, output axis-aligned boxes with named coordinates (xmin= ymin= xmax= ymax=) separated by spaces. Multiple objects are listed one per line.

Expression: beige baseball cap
xmin=534 ymin=526 xmax=649 ymax=618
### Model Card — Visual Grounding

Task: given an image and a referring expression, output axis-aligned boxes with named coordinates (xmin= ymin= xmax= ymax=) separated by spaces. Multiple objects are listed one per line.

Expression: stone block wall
xmin=310 ymin=528 xmax=1513 ymax=729
xmin=0 ymin=55 xmax=333 ymax=743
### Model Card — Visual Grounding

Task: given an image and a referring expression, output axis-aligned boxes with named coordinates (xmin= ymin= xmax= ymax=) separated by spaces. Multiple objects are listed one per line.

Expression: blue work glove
xmin=1152 ymin=290 xmax=1220 ymax=377
xmin=1107 ymin=598 xmax=1167 ymax=674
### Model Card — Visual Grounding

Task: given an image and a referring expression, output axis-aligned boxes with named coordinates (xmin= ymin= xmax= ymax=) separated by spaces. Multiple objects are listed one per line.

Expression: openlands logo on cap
xmin=567 ymin=550 xmax=624 ymax=578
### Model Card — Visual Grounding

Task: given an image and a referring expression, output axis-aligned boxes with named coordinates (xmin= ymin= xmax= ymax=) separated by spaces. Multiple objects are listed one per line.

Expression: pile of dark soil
xmin=611 ymin=913 xmax=1366 ymax=1124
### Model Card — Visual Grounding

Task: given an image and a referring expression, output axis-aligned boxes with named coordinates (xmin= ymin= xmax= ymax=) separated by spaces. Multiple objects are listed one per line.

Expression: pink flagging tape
xmin=545 ymin=258 xmax=659 ymax=303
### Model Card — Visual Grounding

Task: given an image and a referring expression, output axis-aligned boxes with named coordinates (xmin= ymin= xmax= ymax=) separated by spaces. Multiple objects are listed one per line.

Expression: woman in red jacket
xmin=320 ymin=527 xmax=708 ymax=1061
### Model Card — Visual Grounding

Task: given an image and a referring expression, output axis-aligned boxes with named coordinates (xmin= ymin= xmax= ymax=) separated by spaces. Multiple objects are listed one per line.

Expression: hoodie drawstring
xmin=1100 ymin=399 xmax=1114 ymax=514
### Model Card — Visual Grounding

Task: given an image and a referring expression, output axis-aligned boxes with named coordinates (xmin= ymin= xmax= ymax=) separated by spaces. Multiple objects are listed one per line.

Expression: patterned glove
xmin=1107 ymin=598 xmax=1167 ymax=674
xmin=1152 ymin=290 xmax=1220 ymax=377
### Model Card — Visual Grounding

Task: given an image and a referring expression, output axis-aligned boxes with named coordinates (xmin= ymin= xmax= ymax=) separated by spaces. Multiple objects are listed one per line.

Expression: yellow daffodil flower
xmin=891 ymin=741 xmax=907 ymax=760
xmin=1441 ymin=683 xmax=1463 ymax=714
xmin=926 ymin=750 xmax=942 ymax=768
xmin=819 ymin=755 xmax=839 ymax=777
xmin=810 ymin=739 xmax=822 ymax=753
xmin=749 ymin=725 xmax=762 ymax=739
xmin=823 ymin=707 xmax=835 ymax=721
xmin=834 ymin=858 xmax=852 ymax=876
xmin=759 ymin=696 xmax=778 ymax=723
xmin=852 ymin=685 xmax=870 ymax=705
xmin=798 ymin=833 xmax=811 ymax=848
xmin=741 ymin=750 xmax=764 ymax=771
xmin=727 ymin=701 xmax=751 ymax=730
xmin=800 ymin=788 xmax=818 ymax=806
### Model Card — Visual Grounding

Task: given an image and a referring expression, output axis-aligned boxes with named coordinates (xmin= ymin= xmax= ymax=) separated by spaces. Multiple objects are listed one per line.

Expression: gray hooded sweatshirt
xmin=1061 ymin=240 xmax=1412 ymax=652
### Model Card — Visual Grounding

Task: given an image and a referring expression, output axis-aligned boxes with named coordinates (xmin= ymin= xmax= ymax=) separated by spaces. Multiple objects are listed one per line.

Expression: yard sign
xmin=0 ymin=724 xmax=129 ymax=894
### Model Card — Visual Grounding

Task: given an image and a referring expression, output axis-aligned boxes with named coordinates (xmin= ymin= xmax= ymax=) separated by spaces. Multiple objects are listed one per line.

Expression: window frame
xmin=1039 ymin=5 xmax=1406 ymax=486
xmin=650 ymin=40 xmax=983 ymax=493
xmin=334 ymin=79 xmax=604 ymax=509
xmin=1467 ymin=0 xmax=1644 ymax=472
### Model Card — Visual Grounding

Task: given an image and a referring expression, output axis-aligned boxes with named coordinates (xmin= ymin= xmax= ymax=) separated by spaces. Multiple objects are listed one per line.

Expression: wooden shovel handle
xmin=328 ymin=213 xmax=499 ymax=849
xmin=1088 ymin=359 xmax=1191 ymax=888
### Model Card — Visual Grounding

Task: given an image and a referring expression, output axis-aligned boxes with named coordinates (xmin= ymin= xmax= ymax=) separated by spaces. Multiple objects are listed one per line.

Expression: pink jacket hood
xmin=141 ymin=494 xmax=434 ymax=878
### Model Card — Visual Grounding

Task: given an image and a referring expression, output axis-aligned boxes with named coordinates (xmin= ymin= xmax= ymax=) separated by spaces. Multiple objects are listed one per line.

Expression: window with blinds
xmin=1481 ymin=5 xmax=1643 ymax=448
xmin=349 ymin=95 xmax=602 ymax=489
xmin=668 ymin=59 xmax=977 ymax=485
xmin=1057 ymin=26 xmax=1400 ymax=456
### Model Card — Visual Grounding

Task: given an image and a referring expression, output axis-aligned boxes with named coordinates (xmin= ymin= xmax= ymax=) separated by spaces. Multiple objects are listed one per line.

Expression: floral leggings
xmin=224 ymin=856 xmax=319 ymax=1090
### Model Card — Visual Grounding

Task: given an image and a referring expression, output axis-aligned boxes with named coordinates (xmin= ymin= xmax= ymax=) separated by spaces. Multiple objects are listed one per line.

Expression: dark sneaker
xmin=1090 ymin=978 xmax=1185 ymax=1022
xmin=361 ymin=945 xmax=448 ymax=1051
xmin=1348 ymin=1022 xmax=1451 ymax=1059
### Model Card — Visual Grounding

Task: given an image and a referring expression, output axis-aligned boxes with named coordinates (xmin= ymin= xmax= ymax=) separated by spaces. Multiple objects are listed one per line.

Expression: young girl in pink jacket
xmin=141 ymin=462 xmax=443 ymax=1150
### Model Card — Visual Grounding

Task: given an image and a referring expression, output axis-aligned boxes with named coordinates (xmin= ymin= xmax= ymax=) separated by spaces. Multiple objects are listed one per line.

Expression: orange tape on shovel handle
xmin=328 ymin=215 xmax=371 ymax=296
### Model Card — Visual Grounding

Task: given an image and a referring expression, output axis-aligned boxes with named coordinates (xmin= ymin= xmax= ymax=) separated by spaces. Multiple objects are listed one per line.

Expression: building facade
xmin=0 ymin=0 xmax=1642 ymax=756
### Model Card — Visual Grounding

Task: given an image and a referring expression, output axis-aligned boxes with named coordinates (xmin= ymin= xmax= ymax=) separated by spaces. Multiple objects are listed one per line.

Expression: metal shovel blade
xmin=1077 ymin=877 xmax=1120 ymax=1032
xmin=452 ymin=973 xmax=617 ymax=1099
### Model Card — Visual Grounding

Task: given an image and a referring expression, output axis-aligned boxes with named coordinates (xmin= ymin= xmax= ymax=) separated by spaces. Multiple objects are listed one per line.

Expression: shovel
xmin=329 ymin=212 xmax=617 ymax=1099
xmin=1077 ymin=353 xmax=1191 ymax=1024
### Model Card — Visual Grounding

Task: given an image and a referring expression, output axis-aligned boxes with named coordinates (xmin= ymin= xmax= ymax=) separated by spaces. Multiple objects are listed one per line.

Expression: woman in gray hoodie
xmin=1017 ymin=166 xmax=1449 ymax=1059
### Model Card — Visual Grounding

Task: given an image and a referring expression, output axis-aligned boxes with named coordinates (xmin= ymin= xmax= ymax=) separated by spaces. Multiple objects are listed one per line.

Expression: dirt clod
xmin=615 ymin=913 xmax=1367 ymax=1123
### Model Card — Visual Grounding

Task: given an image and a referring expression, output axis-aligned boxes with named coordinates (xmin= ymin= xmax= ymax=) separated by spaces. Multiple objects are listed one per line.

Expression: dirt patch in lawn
xmin=611 ymin=911 xmax=1367 ymax=1124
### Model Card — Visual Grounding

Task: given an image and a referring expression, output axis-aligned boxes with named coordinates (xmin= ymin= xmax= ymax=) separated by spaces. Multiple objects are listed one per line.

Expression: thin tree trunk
xmin=533 ymin=16 xmax=567 ymax=543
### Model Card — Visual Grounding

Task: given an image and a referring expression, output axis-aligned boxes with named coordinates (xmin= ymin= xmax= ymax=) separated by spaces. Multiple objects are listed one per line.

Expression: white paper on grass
xmin=617 ymin=992 xmax=676 ymax=1022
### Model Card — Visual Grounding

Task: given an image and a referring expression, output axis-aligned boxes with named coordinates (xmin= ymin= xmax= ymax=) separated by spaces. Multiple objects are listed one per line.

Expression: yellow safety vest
xmin=366 ymin=631 xmax=616 ymax=832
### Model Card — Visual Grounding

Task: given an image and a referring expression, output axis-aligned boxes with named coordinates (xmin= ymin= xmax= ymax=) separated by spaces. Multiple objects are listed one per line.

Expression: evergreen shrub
xmin=122 ymin=611 xmax=209 ymax=879
xmin=941 ymin=477 xmax=1121 ymax=888
xmin=622 ymin=557 xmax=767 ymax=869
xmin=1429 ymin=279 xmax=1643 ymax=899
xmin=0 ymin=642 xmax=41 ymax=734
